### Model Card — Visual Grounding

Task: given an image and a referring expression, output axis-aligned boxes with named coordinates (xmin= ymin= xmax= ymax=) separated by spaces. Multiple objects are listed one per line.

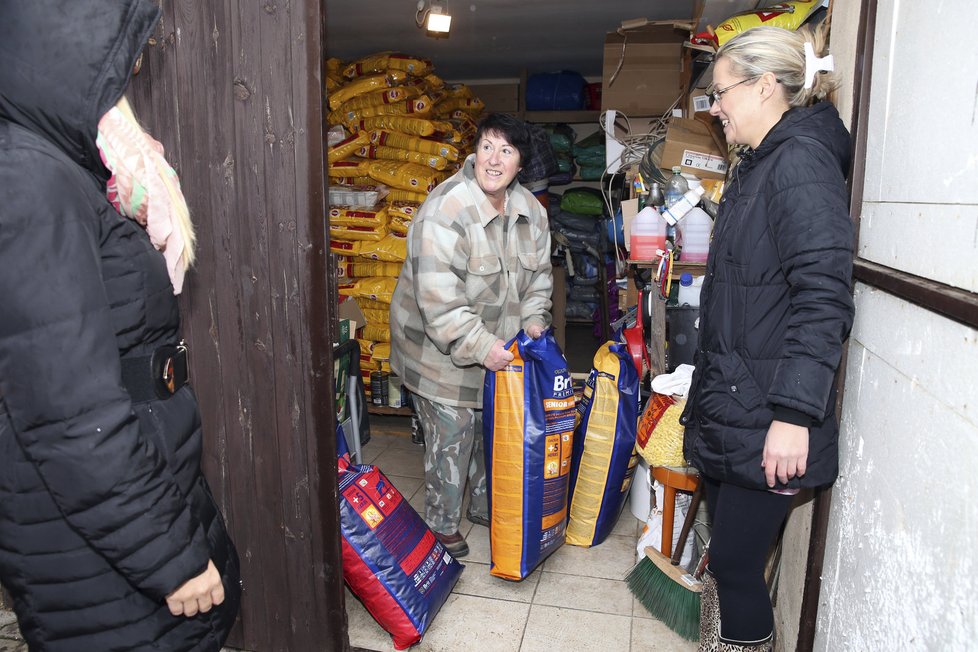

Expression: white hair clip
xmin=804 ymin=42 xmax=834 ymax=89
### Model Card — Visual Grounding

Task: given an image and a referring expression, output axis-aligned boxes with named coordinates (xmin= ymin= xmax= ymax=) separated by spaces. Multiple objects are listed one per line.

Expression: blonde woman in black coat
xmin=679 ymin=26 xmax=855 ymax=651
xmin=0 ymin=1 xmax=240 ymax=649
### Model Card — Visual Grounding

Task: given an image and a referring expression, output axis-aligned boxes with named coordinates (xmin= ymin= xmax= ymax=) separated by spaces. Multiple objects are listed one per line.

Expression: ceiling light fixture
xmin=416 ymin=0 xmax=452 ymax=36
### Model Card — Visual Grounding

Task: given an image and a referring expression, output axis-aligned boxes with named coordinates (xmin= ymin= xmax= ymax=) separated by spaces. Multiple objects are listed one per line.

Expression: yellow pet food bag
xmin=565 ymin=342 xmax=641 ymax=548
xmin=483 ymin=330 xmax=576 ymax=581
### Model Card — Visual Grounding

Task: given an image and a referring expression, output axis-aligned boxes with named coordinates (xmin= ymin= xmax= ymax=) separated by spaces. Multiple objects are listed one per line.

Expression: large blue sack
xmin=566 ymin=341 xmax=640 ymax=547
xmin=483 ymin=330 xmax=576 ymax=580
xmin=525 ymin=71 xmax=587 ymax=110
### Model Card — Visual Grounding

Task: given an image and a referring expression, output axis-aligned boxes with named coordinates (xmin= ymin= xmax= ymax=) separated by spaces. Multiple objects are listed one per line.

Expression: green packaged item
xmin=559 ymin=187 xmax=605 ymax=216
xmin=578 ymin=165 xmax=606 ymax=181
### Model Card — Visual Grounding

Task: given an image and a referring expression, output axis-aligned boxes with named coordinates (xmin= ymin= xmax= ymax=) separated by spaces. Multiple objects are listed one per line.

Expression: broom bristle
xmin=626 ymin=553 xmax=701 ymax=641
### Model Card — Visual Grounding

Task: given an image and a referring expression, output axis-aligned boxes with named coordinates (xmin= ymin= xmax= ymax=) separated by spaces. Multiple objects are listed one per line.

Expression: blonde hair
xmin=716 ymin=24 xmax=837 ymax=108
xmin=116 ymin=96 xmax=197 ymax=269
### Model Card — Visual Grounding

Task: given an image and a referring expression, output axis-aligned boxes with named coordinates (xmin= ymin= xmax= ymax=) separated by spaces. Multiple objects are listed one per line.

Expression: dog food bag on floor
xmin=483 ymin=329 xmax=576 ymax=580
xmin=566 ymin=341 xmax=641 ymax=547
xmin=339 ymin=459 xmax=463 ymax=650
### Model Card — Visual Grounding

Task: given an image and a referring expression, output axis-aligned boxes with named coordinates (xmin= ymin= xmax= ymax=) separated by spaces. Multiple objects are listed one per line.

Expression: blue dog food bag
xmin=566 ymin=340 xmax=640 ymax=547
xmin=339 ymin=460 xmax=463 ymax=649
xmin=483 ymin=329 xmax=576 ymax=580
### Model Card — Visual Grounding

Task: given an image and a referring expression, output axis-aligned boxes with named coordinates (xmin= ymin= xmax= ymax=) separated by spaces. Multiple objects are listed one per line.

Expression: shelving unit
xmin=629 ymin=260 xmax=706 ymax=280
xmin=367 ymin=404 xmax=412 ymax=417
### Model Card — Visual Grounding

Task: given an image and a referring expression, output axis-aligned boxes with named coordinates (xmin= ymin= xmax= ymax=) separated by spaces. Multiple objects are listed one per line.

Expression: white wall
xmin=816 ymin=2 xmax=978 ymax=649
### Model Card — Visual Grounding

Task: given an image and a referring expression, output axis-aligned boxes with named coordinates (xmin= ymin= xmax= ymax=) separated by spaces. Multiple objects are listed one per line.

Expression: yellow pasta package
xmin=327 ymin=131 xmax=371 ymax=165
xmin=328 ymin=159 xmax=370 ymax=178
xmin=366 ymin=160 xmax=443 ymax=193
xmin=350 ymin=115 xmax=440 ymax=137
xmin=328 ymin=70 xmax=408 ymax=111
xmin=369 ymin=130 xmax=461 ymax=162
xmin=330 ymin=239 xmax=360 ymax=257
xmin=328 ymin=206 xmax=389 ymax=229
xmin=435 ymin=97 xmax=485 ymax=117
xmin=386 ymin=200 xmax=421 ymax=220
xmin=356 ymin=232 xmax=407 ymax=262
xmin=389 ymin=217 xmax=411 ymax=236
xmin=357 ymin=145 xmax=448 ymax=171
xmin=336 ymin=255 xmax=354 ymax=281
xmin=357 ymin=96 xmax=433 ymax=119
xmin=360 ymin=307 xmax=390 ymax=324
xmin=362 ymin=324 xmax=391 ymax=343
xmin=695 ymin=0 xmax=824 ymax=48
xmin=339 ymin=276 xmax=397 ymax=304
xmin=356 ymin=297 xmax=392 ymax=312
xmin=335 ymin=85 xmax=422 ymax=116
xmin=326 ymin=57 xmax=344 ymax=74
xmin=343 ymin=53 xmax=432 ymax=79
xmin=371 ymin=342 xmax=392 ymax=362
xmin=329 ymin=223 xmax=390 ymax=243
xmin=350 ymin=262 xmax=403 ymax=279
xmin=424 ymin=73 xmax=445 ymax=89
xmin=386 ymin=189 xmax=429 ymax=204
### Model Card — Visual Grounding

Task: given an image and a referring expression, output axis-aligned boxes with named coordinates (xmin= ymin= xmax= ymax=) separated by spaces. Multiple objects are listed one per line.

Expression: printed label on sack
xmin=681 ymin=149 xmax=729 ymax=175
xmin=541 ymin=393 xmax=575 ymax=534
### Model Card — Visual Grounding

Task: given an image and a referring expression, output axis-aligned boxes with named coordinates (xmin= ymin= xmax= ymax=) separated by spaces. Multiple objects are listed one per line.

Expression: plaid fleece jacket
xmin=390 ymin=154 xmax=553 ymax=408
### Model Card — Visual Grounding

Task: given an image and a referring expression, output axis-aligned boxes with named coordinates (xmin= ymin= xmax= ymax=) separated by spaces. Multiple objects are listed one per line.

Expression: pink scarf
xmin=96 ymin=99 xmax=193 ymax=294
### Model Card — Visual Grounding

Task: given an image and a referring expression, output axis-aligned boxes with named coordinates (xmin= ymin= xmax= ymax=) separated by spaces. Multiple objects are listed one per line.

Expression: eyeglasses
xmin=707 ymin=76 xmax=760 ymax=106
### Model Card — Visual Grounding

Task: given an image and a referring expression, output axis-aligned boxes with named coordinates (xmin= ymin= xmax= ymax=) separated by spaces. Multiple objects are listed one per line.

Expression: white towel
xmin=651 ymin=364 xmax=695 ymax=397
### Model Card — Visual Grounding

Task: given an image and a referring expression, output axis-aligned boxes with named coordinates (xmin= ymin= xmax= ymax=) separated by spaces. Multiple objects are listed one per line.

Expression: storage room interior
xmin=322 ymin=1 xmax=832 ymax=651
xmin=5 ymin=2 xmax=970 ymax=652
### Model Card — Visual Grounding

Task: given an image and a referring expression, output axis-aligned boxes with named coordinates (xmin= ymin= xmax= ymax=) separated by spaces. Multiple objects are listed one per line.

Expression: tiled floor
xmin=0 ymin=410 xmax=696 ymax=652
xmin=346 ymin=425 xmax=698 ymax=652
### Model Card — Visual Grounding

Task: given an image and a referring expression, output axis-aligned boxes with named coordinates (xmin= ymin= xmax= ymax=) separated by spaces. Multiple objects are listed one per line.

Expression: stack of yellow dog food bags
xmin=326 ymin=52 xmax=485 ymax=395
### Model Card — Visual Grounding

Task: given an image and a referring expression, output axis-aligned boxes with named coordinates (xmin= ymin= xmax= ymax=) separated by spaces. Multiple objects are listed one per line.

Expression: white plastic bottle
xmin=677 ymin=207 xmax=713 ymax=262
xmin=630 ymin=204 xmax=667 ymax=260
xmin=661 ymin=185 xmax=706 ymax=226
xmin=677 ymin=273 xmax=701 ymax=307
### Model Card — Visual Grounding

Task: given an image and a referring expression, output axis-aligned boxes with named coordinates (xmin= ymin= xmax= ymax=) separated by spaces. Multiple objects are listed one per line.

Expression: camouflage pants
xmin=411 ymin=395 xmax=488 ymax=535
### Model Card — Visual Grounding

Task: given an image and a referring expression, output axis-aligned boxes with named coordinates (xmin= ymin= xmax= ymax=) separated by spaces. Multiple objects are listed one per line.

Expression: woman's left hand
xmin=525 ymin=323 xmax=545 ymax=339
xmin=761 ymin=421 xmax=809 ymax=488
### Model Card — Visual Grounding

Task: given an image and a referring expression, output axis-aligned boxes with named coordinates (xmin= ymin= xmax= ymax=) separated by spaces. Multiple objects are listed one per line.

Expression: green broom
xmin=626 ymin=482 xmax=705 ymax=641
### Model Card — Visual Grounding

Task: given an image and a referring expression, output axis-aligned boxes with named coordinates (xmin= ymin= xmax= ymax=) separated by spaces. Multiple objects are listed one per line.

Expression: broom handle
xmin=670 ymin=480 xmax=703 ymax=566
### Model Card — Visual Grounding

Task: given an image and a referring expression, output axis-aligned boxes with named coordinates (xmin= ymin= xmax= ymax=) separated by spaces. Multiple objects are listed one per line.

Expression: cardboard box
xmin=656 ymin=117 xmax=728 ymax=180
xmin=601 ymin=21 xmax=690 ymax=117
xmin=468 ymin=82 xmax=519 ymax=113
xmin=337 ymin=297 xmax=366 ymax=339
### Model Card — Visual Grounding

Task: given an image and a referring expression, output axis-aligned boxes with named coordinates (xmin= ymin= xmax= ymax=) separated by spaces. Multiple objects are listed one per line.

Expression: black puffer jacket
xmin=0 ymin=2 xmax=240 ymax=650
xmin=681 ymin=102 xmax=855 ymax=491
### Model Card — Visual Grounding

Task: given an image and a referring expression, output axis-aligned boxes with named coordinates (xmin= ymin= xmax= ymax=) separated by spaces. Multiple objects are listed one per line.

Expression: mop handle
xmin=670 ymin=480 xmax=703 ymax=566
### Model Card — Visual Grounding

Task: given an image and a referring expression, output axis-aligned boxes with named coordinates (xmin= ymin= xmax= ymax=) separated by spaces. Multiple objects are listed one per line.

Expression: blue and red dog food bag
xmin=339 ymin=459 xmax=462 ymax=649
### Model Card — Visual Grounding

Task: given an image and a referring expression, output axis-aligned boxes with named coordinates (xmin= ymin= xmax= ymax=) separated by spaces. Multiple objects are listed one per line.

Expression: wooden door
xmin=128 ymin=2 xmax=346 ymax=650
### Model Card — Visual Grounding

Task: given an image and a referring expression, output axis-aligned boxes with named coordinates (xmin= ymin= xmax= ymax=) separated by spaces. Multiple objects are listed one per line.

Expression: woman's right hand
xmin=165 ymin=559 xmax=225 ymax=618
xmin=482 ymin=339 xmax=514 ymax=371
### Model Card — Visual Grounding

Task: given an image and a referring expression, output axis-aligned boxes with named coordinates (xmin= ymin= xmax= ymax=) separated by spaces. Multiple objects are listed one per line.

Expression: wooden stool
xmin=651 ymin=465 xmax=700 ymax=557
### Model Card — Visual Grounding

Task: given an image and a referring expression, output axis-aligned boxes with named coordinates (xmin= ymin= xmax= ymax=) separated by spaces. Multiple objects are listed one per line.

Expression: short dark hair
xmin=474 ymin=113 xmax=532 ymax=168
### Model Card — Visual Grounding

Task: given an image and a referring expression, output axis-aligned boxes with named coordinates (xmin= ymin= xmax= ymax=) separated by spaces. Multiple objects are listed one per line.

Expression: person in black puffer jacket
xmin=0 ymin=1 xmax=240 ymax=650
xmin=678 ymin=25 xmax=855 ymax=652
